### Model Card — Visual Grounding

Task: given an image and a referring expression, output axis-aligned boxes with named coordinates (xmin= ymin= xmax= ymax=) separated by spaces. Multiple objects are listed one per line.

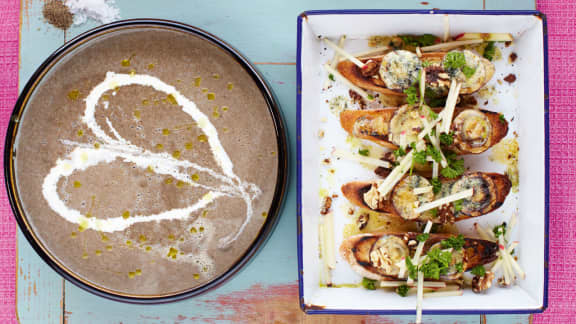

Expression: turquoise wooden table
xmin=17 ymin=0 xmax=535 ymax=323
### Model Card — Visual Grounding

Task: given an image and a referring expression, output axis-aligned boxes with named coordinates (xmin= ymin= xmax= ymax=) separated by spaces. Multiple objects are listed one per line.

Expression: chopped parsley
xmin=444 ymin=51 xmax=476 ymax=79
xmin=393 ymin=147 xmax=406 ymax=158
xmin=462 ymin=66 xmax=476 ymax=78
xmin=483 ymin=41 xmax=496 ymax=61
xmin=443 ymin=52 xmax=467 ymax=71
xmin=430 ymin=208 xmax=438 ymax=218
xmin=413 ymin=150 xmax=428 ymax=165
xmin=426 ymin=106 xmax=438 ymax=120
xmin=361 ymin=277 xmax=377 ymax=290
xmin=416 ymin=233 xmax=430 ymax=242
xmin=493 ymin=222 xmax=507 ymax=239
xmin=328 ymin=73 xmax=335 ymax=81
xmin=426 ymin=145 xmax=443 ymax=163
xmin=399 ymin=34 xmax=439 ymax=47
xmin=422 ymin=60 xmax=431 ymax=68
xmin=471 ymin=265 xmax=486 ymax=277
xmin=420 ymin=248 xmax=452 ymax=280
xmin=455 ymin=262 xmax=464 ymax=273
xmin=396 ymin=284 xmax=409 ymax=297
xmin=439 ymin=132 xmax=455 ymax=146
xmin=425 ymin=88 xmax=446 ymax=107
xmin=358 ymin=149 xmax=370 ymax=156
xmin=404 ymin=86 xmax=419 ymax=105
xmin=430 ymin=177 xmax=442 ymax=194
xmin=499 ymin=113 xmax=506 ymax=124
xmin=440 ymin=234 xmax=466 ymax=250
xmin=453 ymin=199 xmax=463 ymax=212
xmin=441 ymin=151 xmax=466 ymax=179
xmin=367 ymin=94 xmax=375 ymax=101
xmin=405 ymin=257 xmax=418 ymax=280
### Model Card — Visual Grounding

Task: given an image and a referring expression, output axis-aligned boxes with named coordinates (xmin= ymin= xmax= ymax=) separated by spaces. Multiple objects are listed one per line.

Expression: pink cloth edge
xmin=0 ymin=0 xmax=574 ymax=322
xmin=0 ymin=0 xmax=19 ymax=322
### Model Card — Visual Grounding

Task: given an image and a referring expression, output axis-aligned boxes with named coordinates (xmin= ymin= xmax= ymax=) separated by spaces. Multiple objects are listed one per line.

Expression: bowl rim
xmin=4 ymin=18 xmax=289 ymax=304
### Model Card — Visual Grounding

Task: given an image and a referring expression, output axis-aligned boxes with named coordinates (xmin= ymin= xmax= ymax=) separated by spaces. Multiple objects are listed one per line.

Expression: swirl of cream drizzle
xmin=42 ymin=72 xmax=261 ymax=248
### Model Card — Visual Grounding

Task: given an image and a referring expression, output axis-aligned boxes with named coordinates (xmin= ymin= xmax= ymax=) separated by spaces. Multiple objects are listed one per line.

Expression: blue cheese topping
xmin=391 ymin=175 xmax=434 ymax=220
xmin=445 ymin=50 xmax=486 ymax=92
xmin=389 ymin=105 xmax=424 ymax=146
xmin=379 ymin=50 xmax=422 ymax=90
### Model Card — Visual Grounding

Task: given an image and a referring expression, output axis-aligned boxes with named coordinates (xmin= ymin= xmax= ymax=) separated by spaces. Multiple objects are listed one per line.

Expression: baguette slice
xmin=340 ymin=106 xmax=508 ymax=152
xmin=341 ymin=172 xmax=511 ymax=223
xmin=340 ymin=232 xmax=498 ymax=281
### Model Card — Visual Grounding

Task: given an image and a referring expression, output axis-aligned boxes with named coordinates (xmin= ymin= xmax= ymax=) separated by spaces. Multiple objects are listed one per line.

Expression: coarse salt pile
xmin=65 ymin=0 xmax=120 ymax=25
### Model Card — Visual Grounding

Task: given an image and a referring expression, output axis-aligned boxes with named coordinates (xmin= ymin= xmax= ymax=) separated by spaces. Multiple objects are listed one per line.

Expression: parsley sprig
xmin=440 ymin=234 xmax=466 ymax=250
xmin=471 ymin=265 xmax=486 ymax=277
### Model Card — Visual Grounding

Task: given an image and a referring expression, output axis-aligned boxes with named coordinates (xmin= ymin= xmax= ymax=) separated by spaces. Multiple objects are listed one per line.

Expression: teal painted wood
xmin=16 ymin=0 xmax=534 ymax=323
xmin=16 ymin=231 xmax=63 ymax=324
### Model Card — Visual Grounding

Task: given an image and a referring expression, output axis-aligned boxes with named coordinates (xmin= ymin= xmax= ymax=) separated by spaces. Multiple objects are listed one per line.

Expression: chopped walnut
xmin=349 ymin=90 xmax=367 ymax=109
xmin=363 ymin=183 xmax=381 ymax=210
xmin=348 ymin=208 xmax=355 ymax=215
xmin=472 ymin=271 xmax=495 ymax=293
xmin=360 ymin=60 xmax=380 ymax=77
xmin=357 ymin=213 xmax=369 ymax=230
xmin=407 ymin=240 xmax=417 ymax=246
xmin=497 ymin=276 xmax=516 ymax=288
xmin=320 ymin=196 xmax=332 ymax=215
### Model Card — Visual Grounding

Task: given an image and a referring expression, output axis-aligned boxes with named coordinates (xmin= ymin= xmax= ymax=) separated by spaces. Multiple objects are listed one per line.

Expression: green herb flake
xmin=441 ymin=151 xmax=465 ymax=178
xmin=399 ymin=34 xmax=439 ymax=47
xmin=462 ymin=66 xmax=477 ymax=78
xmin=404 ymin=86 xmax=419 ymax=106
xmin=405 ymin=257 xmax=418 ymax=280
xmin=358 ymin=149 xmax=370 ymax=157
xmin=416 ymin=233 xmax=430 ymax=242
xmin=367 ymin=94 xmax=375 ymax=101
xmin=441 ymin=234 xmax=466 ymax=250
xmin=413 ymin=150 xmax=428 ymax=165
xmin=439 ymin=132 xmax=455 ymax=146
xmin=430 ymin=208 xmax=438 ymax=218
xmin=396 ymin=284 xmax=409 ymax=297
xmin=493 ymin=223 xmax=507 ymax=239
xmin=361 ymin=277 xmax=377 ymax=290
xmin=471 ymin=265 xmax=486 ymax=277
xmin=420 ymin=248 xmax=452 ymax=280
xmin=422 ymin=60 xmax=431 ymax=68
xmin=426 ymin=145 xmax=442 ymax=163
xmin=483 ymin=41 xmax=496 ymax=61
xmin=443 ymin=52 xmax=466 ymax=71
xmin=328 ymin=73 xmax=335 ymax=81
xmin=430 ymin=177 xmax=442 ymax=194
xmin=393 ymin=147 xmax=406 ymax=158
xmin=499 ymin=113 xmax=506 ymax=124
xmin=455 ymin=262 xmax=464 ymax=273
xmin=453 ymin=199 xmax=463 ymax=212
xmin=426 ymin=106 xmax=438 ymax=120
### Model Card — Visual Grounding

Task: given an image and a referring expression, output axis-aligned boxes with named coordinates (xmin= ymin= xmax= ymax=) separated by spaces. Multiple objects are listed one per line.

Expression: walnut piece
xmin=472 ymin=271 xmax=495 ymax=293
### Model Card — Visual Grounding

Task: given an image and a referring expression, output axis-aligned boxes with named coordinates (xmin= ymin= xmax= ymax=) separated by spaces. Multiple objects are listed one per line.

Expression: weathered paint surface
xmin=16 ymin=0 xmax=534 ymax=323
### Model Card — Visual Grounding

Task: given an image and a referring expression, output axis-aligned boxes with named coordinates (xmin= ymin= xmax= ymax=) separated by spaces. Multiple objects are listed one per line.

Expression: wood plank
xmin=485 ymin=314 xmax=532 ymax=324
xmin=16 ymin=231 xmax=63 ymax=324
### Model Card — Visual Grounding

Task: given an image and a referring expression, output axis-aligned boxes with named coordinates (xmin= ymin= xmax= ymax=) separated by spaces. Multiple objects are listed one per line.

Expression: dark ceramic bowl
xmin=5 ymin=19 xmax=287 ymax=303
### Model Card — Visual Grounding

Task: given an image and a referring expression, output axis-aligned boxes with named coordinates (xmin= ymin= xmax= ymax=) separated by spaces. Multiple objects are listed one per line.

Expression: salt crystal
xmin=65 ymin=0 xmax=120 ymax=25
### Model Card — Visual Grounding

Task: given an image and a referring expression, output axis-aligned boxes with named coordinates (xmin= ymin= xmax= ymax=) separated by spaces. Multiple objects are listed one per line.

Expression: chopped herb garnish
xmin=439 ymin=132 xmax=455 ymax=146
xmin=499 ymin=113 xmax=506 ymax=124
xmin=416 ymin=233 xmax=430 ymax=242
xmin=430 ymin=208 xmax=438 ymax=218
xmin=409 ymin=142 xmax=417 ymax=150
xmin=441 ymin=151 xmax=465 ymax=179
xmin=441 ymin=234 xmax=466 ymax=250
xmin=328 ymin=73 xmax=335 ymax=81
xmin=396 ymin=284 xmax=409 ymax=297
xmin=424 ymin=106 xmax=438 ymax=120
xmin=471 ymin=265 xmax=486 ymax=277
xmin=426 ymin=145 xmax=443 ymax=163
xmin=393 ymin=147 xmax=406 ymax=158
xmin=361 ymin=277 xmax=377 ymax=290
xmin=420 ymin=248 xmax=452 ymax=280
xmin=422 ymin=60 xmax=431 ymax=68
xmin=358 ymin=149 xmax=370 ymax=156
xmin=483 ymin=41 xmax=496 ymax=61
xmin=399 ymin=34 xmax=439 ymax=47
xmin=455 ymin=262 xmax=464 ymax=273
xmin=493 ymin=223 xmax=507 ymax=239
xmin=413 ymin=150 xmax=428 ymax=165
xmin=443 ymin=52 xmax=466 ymax=71
xmin=430 ymin=177 xmax=442 ymax=194
xmin=404 ymin=86 xmax=419 ymax=106
xmin=462 ymin=66 xmax=476 ymax=78
xmin=406 ymin=257 xmax=418 ymax=280
xmin=367 ymin=94 xmax=375 ymax=100
xmin=453 ymin=199 xmax=463 ymax=212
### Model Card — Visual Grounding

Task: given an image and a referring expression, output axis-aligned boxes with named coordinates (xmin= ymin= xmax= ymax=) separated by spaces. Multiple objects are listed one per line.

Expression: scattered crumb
xmin=320 ymin=196 xmax=333 ymax=215
xmin=504 ymin=74 xmax=517 ymax=84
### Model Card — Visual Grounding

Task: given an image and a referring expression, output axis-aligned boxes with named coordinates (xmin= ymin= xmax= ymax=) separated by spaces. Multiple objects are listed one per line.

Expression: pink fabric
xmin=0 ymin=0 xmax=19 ymax=322
xmin=0 ymin=0 xmax=573 ymax=322
xmin=534 ymin=0 xmax=576 ymax=322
